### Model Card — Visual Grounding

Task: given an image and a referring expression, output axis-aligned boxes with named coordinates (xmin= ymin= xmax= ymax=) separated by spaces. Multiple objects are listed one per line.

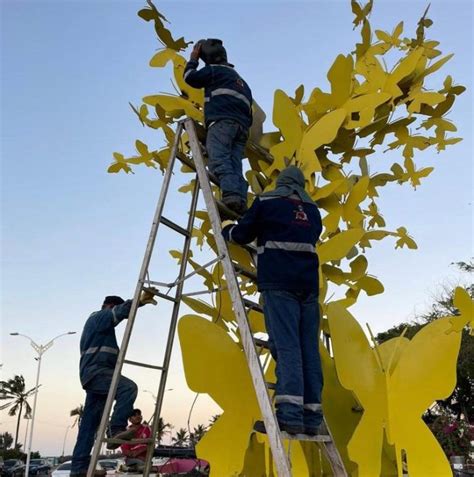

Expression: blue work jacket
xmin=183 ymin=59 xmax=253 ymax=129
xmin=79 ymin=300 xmax=132 ymax=388
xmin=222 ymin=196 xmax=322 ymax=291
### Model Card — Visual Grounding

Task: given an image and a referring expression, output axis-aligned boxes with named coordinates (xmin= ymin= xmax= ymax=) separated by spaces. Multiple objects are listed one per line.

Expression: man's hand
xmin=190 ymin=40 xmax=203 ymax=61
xmin=139 ymin=287 xmax=159 ymax=307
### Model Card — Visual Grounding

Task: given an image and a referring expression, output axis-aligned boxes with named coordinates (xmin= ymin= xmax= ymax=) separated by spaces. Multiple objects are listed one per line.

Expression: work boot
xmin=305 ymin=420 xmax=329 ymax=437
xmin=234 ymin=200 xmax=248 ymax=216
xmin=106 ymin=428 xmax=136 ymax=450
xmin=222 ymin=196 xmax=244 ymax=215
xmin=253 ymin=420 xmax=305 ymax=435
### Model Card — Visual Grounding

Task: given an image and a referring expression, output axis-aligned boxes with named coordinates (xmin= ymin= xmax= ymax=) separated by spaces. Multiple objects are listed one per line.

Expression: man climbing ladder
xmin=71 ymin=290 xmax=158 ymax=477
xmin=184 ymin=38 xmax=253 ymax=215
xmin=222 ymin=166 xmax=325 ymax=436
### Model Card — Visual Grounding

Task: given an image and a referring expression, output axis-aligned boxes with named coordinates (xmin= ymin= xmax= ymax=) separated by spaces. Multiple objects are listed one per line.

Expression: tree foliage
xmin=0 ymin=375 xmax=35 ymax=448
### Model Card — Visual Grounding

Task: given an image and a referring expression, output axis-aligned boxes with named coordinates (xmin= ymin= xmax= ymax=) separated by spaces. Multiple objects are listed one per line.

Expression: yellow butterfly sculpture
xmin=327 ymin=288 xmax=473 ymax=476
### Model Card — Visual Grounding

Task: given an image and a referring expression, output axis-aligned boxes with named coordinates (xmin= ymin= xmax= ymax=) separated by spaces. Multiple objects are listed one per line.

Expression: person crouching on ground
xmin=121 ymin=409 xmax=152 ymax=463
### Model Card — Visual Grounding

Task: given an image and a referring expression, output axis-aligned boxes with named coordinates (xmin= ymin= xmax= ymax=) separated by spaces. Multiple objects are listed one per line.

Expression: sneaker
xmin=106 ymin=428 xmax=136 ymax=450
xmin=253 ymin=420 xmax=305 ymax=435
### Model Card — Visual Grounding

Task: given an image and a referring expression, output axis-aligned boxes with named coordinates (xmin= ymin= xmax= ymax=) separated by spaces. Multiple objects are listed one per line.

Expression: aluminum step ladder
xmin=86 ymin=117 xmax=347 ymax=477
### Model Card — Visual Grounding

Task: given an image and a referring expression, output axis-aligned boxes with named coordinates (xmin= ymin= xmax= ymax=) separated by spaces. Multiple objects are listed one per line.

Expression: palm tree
xmin=189 ymin=424 xmax=207 ymax=446
xmin=0 ymin=375 xmax=35 ymax=448
xmin=208 ymin=414 xmax=221 ymax=427
xmin=156 ymin=417 xmax=171 ymax=444
xmin=172 ymin=428 xmax=189 ymax=446
xmin=70 ymin=404 xmax=84 ymax=428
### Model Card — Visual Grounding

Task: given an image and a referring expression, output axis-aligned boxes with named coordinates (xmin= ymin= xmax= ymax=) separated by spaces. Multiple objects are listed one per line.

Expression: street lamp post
xmin=142 ymin=389 xmax=173 ymax=426
xmin=61 ymin=425 xmax=71 ymax=457
xmin=10 ymin=331 xmax=76 ymax=477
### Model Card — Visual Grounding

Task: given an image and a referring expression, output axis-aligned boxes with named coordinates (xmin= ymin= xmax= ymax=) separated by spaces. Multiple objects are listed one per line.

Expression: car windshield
xmin=30 ymin=460 xmax=43 ymax=465
xmin=5 ymin=461 xmax=20 ymax=468
xmin=56 ymin=463 xmax=71 ymax=471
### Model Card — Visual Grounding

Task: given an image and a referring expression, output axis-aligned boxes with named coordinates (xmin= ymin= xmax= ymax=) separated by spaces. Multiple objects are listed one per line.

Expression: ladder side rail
xmin=321 ymin=428 xmax=348 ymax=477
xmin=86 ymin=123 xmax=184 ymax=477
xmin=142 ymin=174 xmax=201 ymax=477
xmin=184 ymin=118 xmax=292 ymax=477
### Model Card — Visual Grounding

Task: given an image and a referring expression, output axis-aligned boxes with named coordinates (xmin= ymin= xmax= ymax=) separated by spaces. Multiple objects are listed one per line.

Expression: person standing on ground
xmin=71 ymin=290 xmax=158 ymax=477
xmin=222 ymin=166 xmax=324 ymax=435
xmin=183 ymin=38 xmax=253 ymax=215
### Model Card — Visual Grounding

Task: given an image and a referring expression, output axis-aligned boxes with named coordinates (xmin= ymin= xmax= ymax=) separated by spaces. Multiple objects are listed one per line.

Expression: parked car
xmin=51 ymin=461 xmax=106 ymax=477
xmin=2 ymin=460 xmax=25 ymax=477
xmin=51 ymin=461 xmax=71 ymax=477
xmin=0 ymin=457 xmax=4 ymax=474
xmin=28 ymin=459 xmax=51 ymax=476
xmin=97 ymin=460 xmax=121 ymax=476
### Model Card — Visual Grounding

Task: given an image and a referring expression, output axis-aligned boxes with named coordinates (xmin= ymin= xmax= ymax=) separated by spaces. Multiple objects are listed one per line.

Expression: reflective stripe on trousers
xmin=275 ymin=395 xmax=304 ymax=405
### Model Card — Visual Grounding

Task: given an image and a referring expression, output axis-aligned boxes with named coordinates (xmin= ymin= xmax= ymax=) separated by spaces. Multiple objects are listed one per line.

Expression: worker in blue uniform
xmin=183 ymin=38 xmax=252 ymax=215
xmin=71 ymin=289 xmax=157 ymax=477
xmin=222 ymin=166 xmax=324 ymax=435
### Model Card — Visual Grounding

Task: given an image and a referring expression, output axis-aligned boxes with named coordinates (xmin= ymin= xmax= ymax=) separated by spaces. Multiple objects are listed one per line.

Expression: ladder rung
xmin=254 ymin=338 xmax=270 ymax=349
xmin=123 ymin=359 xmax=164 ymax=371
xmin=234 ymin=263 xmax=257 ymax=282
xmin=243 ymin=298 xmax=263 ymax=313
xmin=160 ymin=216 xmax=190 ymax=237
xmin=104 ymin=437 xmax=154 ymax=445
xmin=281 ymin=431 xmax=332 ymax=442
xmin=140 ymin=286 xmax=178 ymax=303
xmin=177 ymin=151 xmax=220 ymax=186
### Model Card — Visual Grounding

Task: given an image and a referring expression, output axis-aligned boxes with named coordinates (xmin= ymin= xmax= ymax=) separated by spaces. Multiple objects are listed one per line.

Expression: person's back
xmin=222 ymin=166 xmax=325 ymax=436
xmin=246 ymin=195 xmax=321 ymax=291
xmin=184 ymin=38 xmax=252 ymax=215
xmin=79 ymin=305 xmax=125 ymax=388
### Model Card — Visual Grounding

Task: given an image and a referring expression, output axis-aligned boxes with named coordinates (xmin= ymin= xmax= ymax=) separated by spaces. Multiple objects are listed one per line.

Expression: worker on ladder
xmin=222 ymin=166 xmax=324 ymax=436
xmin=183 ymin=38 xmax=252 ymax=216
xmin=71 ymin=291 xmax=157 ymax=477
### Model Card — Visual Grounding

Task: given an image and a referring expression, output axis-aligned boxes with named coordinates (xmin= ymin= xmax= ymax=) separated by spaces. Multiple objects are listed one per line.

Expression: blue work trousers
xmin=206 ymin=119 xmax=248 ymax=203
xmin=71 ymin=371 xmax=138 ymax=475
xmin=262 ymin=289 xmax=323 ymax=429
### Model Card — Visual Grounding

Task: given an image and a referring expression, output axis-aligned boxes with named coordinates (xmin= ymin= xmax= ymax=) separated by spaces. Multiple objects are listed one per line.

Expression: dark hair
xmin=200 ymin=38 xmax=229 ymax=65
xmin=130 ymin=409 xmax=142 ymax=417
xmin=103 ymin=296 xmax=125 ymax=307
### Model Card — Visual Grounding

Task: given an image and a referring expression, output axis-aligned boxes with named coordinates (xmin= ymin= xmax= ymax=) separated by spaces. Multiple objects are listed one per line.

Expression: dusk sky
xmin=1 ymin=0 xmax=472 ymax=457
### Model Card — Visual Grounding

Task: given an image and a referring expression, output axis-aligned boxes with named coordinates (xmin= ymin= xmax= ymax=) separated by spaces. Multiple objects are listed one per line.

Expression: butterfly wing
xmin=327 ymin=303 xmax=387 ymax=475
xmin=178 ymin=315 xmax=260 ymax=476
xmin=388 ymin=317 xmax=463 ymax=475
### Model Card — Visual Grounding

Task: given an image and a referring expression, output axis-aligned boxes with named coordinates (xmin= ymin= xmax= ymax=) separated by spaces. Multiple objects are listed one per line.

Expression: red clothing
xmin=121 ymin=424 xmax=151 ymax=460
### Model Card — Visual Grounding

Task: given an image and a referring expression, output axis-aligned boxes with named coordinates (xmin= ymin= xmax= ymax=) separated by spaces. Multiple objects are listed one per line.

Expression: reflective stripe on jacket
xmin=183 ymin=59 xmax=253 ymax=129
xmin=222 ymin=196 xmax=322 ymax=291
xmin=79 ymin=300 xmax=132 ymax=388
